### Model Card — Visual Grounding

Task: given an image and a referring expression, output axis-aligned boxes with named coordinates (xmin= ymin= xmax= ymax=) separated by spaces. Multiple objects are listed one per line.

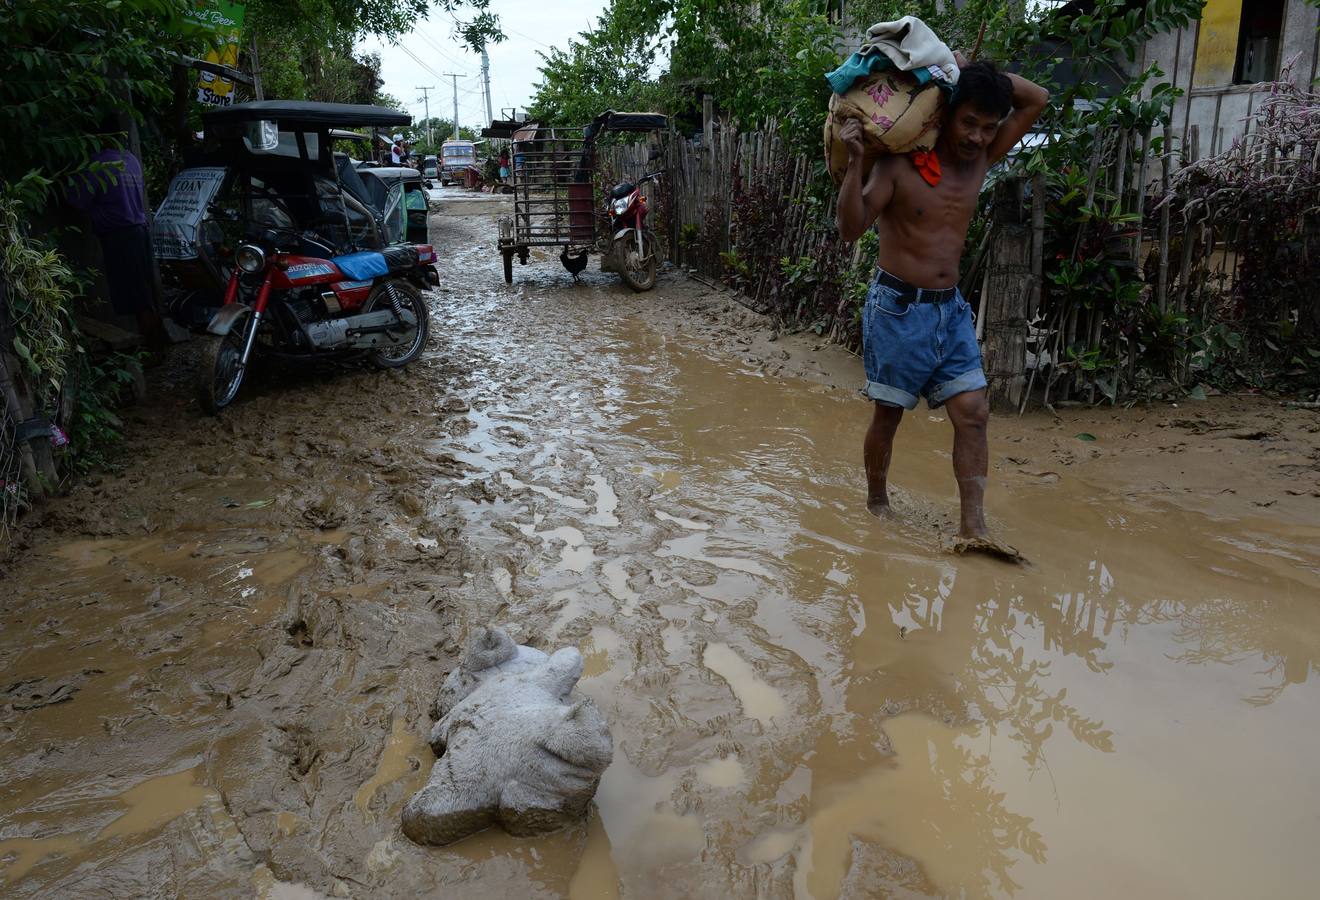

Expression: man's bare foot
xmin=950 ymin=535 xmax=1025 ymax=564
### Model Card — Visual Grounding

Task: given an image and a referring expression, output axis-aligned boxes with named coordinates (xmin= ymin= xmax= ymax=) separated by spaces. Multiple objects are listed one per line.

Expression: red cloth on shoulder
xmin=910 ymin=150 xmax=941 ymax=186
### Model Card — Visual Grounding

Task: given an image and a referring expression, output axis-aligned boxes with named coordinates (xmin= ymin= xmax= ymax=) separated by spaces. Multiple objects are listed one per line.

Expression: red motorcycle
xmin=198 ymin=227 xmax=436 ymax=413
xmin=605 ymin=170 xmax=663 ymax=291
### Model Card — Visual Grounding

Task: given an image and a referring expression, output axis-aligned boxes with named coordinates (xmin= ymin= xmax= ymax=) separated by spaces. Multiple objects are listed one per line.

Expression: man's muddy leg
xmin=944 ymin=389 xmax=989 ymax=538
xmin=864 ymin=402 xmax=904 ymax=516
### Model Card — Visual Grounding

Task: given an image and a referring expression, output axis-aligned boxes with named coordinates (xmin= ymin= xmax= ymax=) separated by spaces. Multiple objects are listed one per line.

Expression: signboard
xmin=184 ymin=1 xmax=247 ymax=107
xmin=152 ymin=167 xmax=228 ymax=260
xmin=1192 ymin=0 xmax=1241 ymax=87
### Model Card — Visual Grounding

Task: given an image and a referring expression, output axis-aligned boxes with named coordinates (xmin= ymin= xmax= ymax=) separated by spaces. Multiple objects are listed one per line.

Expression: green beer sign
xmin=184 ymin=1 xmax=247 ymax=107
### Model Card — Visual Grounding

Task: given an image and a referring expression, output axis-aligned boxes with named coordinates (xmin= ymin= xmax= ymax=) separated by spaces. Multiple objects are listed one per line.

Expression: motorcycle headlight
xmin=235 ymin=244 xmax=267 ymax=274
xmin=612 ymin=198 xmax=630 ymax=215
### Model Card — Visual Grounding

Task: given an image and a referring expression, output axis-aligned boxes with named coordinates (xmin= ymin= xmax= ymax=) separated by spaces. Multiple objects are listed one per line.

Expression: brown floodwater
xmin=2 ymin=192 xmax=1318 ymax=897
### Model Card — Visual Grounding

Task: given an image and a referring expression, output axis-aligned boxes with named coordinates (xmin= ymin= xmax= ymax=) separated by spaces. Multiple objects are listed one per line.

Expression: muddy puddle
xmin=3 ymin=188 xmax=1319 ymax=897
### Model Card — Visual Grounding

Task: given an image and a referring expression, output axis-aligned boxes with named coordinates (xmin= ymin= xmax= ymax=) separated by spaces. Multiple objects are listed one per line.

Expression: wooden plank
xmin=1157 ymin=120 xmax=1173 ymax=313
xmin=1030 ymin=173 xmax=1045 ymax=317
xmin=981 ymin=217 xmax=1034 ymax=412
xmin=1132 ymin=125 xmax=1153 ymax=263
xmin=703 ymin=94 xmax=713 ymax=166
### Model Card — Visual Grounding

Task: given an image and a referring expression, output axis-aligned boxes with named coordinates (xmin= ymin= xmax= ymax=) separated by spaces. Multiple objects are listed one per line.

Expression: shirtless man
xmin=836 ymin=58 xmax=1048 ymax=545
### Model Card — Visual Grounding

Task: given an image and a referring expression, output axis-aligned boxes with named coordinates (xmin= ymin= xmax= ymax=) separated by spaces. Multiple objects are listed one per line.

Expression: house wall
xmin=1144 ymin=0 xmax=1319 ymax=163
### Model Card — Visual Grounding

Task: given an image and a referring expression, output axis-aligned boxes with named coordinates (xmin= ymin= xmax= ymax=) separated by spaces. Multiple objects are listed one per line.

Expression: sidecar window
xmin=382 ymin=183 xmax=407 ymax=244
xmin=404 ymin=186 xmax=427 ymax=211
xmin=313 ymin=175 xmax=379 ymax=249
xmin=246 ymin=178 xmax=295 ymax=231
xmin=243 ymin=130 xmax=319 ymax=160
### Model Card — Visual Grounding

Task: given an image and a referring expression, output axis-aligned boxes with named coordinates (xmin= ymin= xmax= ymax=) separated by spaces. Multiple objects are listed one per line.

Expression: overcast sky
xmin=356 ymin=1 xmax=610 ymax=130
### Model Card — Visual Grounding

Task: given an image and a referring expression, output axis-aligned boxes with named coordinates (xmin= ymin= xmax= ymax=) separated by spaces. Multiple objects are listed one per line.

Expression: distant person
xmin=67 ymin=140 xmax=168 ymax=353
xmin=391 ymin=134 xmax=406 ymax=165
xmin=836 ymin=56 xmax=1048 ymax=559
xmin=499 ymin=149 xmax=510 ymax=180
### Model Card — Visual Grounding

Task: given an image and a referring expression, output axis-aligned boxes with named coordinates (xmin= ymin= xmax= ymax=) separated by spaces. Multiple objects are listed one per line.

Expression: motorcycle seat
xmin=380 ymin=245 xmax=419 ymax=272
xmin=332 ymin=247 xmax=417 ymax=281
xmin=331 ymin=251 xmax=389 ymax=281
xmin=610 ymin=182 xmax=635 ymax=199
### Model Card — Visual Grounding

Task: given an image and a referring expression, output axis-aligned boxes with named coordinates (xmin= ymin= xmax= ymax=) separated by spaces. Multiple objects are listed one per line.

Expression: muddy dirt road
xmin=3 ymin=188 xmax=1320 ymax=898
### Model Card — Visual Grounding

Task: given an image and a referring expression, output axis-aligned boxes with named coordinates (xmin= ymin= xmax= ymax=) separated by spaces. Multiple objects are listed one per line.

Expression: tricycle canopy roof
xmin=204 ymin=101 xmax=411 ymax=129
xmin=358 ymin=166 xmax=423 ymax=188
xmin=588 ymin=111 xmax=668 ymax=134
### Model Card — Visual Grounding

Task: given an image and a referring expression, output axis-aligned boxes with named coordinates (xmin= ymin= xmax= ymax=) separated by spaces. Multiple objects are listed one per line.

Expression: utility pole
xmin=416 ymin=85 xmax=435 ymax=147
xmin=442 ymin=73 xmax=464 ymax=140
xmin=480 ymin=48 xmax=494 ymax=128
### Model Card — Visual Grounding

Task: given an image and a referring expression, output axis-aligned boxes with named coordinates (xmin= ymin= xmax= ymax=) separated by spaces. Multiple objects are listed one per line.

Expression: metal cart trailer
xmin=497 ymin=111 xmax=667 ymax=289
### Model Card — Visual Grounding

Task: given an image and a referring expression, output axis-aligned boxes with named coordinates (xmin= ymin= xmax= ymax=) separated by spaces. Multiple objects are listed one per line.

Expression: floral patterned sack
xmin=823 ymin=69 xmax=945 ymax=186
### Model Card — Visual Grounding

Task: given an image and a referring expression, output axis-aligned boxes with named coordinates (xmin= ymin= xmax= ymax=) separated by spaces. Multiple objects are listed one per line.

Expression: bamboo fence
xmin=602 ymin=124 xmax=845 ymax=315
xmin=607 ymin=107 xmax=1317 ymax=408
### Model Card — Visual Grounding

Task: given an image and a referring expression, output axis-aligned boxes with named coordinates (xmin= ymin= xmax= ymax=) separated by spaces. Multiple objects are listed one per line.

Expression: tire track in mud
xmin=413 ymin=205 xmax=862 ymax=898
xmin=1 ymin=198 xmax=853 ymax=898
xmin=0 ymin=257 xmax=512 ymax=894
xmin=11 ymin=194 xmax=1320 ymax=899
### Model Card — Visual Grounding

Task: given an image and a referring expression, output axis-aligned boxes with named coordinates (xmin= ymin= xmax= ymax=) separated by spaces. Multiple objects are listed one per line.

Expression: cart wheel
xmin=502 ymin=249 xmax=514 ymax=284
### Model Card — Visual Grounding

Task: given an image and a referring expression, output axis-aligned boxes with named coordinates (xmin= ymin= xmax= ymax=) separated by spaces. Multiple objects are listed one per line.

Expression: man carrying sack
xmin=833 ymin=24 xmax=1048 ymax=560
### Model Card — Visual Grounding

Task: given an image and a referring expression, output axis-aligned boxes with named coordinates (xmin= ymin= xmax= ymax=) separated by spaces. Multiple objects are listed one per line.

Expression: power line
xmin=502 ymin=26 xmax=555 ymax=50
xmin=412 ymin=27 xmax=474 ymax=72
xmin=395 ymin=42 xmax=448 ymax=82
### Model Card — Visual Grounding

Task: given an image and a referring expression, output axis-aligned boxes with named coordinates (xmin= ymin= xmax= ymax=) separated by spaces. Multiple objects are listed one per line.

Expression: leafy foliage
xmin=543 ymin=0 xmax=1246 ymax=400
xmin=247 ymin=0 xmax=501 ymax=47
xmin=244 ymin=0 xmax=506 ymax=106
xmin=1 ymin=192 xmax=139 ymax=478
xmin=0 ymin=0 xmax=204 ymax=206
xmin=665 ymin=1 xmax=842 ymax=153
xmin=1162 ymin=72 xmax=1320 ymax=393
xmin=527 ymin=1 xmax=669 ymax=126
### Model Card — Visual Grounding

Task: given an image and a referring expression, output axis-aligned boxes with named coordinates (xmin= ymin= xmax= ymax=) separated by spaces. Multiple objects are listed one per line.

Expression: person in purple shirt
xmin=67 ymin=145 xmax=167 ymax=351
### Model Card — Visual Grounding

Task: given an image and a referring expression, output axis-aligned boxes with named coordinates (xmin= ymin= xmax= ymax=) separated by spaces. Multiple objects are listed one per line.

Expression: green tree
xmin=247 ymin=0 xmax=504 ymax=105
xmin=528 ymin=0 xmax=668 ymax=125
xmin=528 ymin=1 xmax=856 ymax=151
xmin=0 ymin=0 xmax=206 ymax=205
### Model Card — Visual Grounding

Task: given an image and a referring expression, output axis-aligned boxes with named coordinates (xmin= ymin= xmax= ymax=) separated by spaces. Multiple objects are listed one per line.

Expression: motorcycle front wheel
xmin=363 ymin=280 xmax=430 ymax=368
xmin=618 ymin=230 xmax=658 ymax=292
xmin=196 ymin=322 xmax=249 ymax=415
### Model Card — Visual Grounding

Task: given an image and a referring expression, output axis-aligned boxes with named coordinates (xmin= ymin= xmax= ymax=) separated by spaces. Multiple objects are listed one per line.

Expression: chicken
xmin=560 ymin=248 xmax=589 ymax=281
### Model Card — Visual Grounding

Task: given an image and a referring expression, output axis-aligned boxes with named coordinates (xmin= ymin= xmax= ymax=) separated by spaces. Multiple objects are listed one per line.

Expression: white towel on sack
xmin=859 ymin=16 xmax=959 ymax=86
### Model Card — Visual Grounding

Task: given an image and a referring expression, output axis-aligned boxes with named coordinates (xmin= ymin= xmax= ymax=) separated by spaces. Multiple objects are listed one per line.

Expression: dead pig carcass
xmin=401 ymin=626 xmax=613 ymax=845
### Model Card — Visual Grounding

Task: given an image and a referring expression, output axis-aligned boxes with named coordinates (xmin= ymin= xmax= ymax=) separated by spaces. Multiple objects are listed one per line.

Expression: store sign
xmin=184 ymin=1 xmax=247 ymax=107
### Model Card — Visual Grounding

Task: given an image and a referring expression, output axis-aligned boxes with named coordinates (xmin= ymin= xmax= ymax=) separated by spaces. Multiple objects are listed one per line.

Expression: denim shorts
xmin=861 ymin=272 xmax=987 ymax=409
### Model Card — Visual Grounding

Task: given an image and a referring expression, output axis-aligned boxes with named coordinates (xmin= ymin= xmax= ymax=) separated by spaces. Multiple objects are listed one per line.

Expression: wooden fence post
xmin=1157 ymin=120 xmax=1173 ymax=313
xmin=981 ymin=179 xmax=1033 ymax=413
xmin=702 ymin=95 xmax=714 ymax=167
xmin=1030 ymin=172 xmax=1045 ymax=318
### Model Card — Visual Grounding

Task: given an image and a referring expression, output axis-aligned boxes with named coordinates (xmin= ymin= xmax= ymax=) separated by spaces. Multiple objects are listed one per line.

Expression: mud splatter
xmin=3 ymin=187 xmax=1319 ymax=898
